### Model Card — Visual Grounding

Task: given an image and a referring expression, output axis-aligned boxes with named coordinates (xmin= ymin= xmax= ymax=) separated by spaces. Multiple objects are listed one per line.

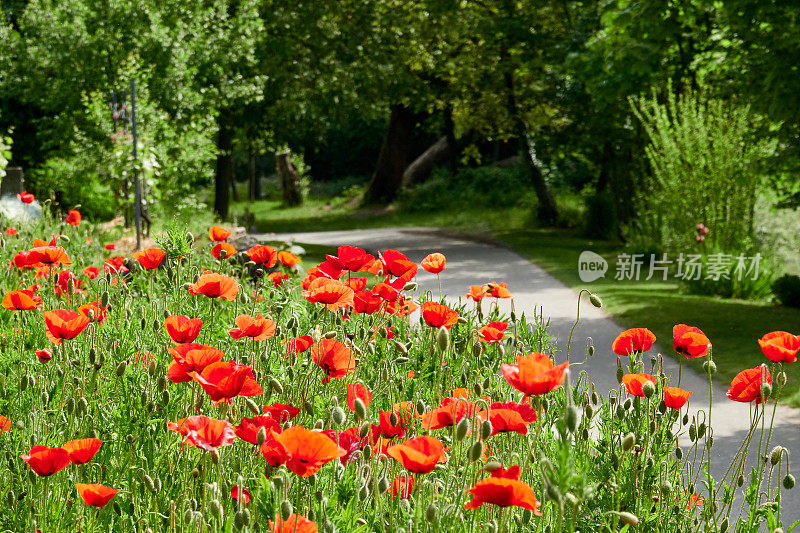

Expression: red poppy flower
xmin=269 ymin=514 xmax=318 ymax=533
xmin=235 ymin=416 xmax=281 ymax=445
xmin=208 ymin=226 xmax=231 ymax=242
xmin=167 ymin=343 xmax=225 ymax=382
xmin=484 ymin=282 xmax=511 ymax=298
xmin=104 ymin=256 xmax=127 ymax=274
xmin=4 ymin=227 xmax=17 ymax=236
xmin=303 ymin=278 xmax=354 ymax=312
xmin=346 ymin=383 xmax=372 ymax=411
xmin=372 ymin=279 xmax=405 ymax=303
xmin=262 ymin=403 xmax=300 ymax=422
xmin=134 ymin=248 xmax=166 ymax=269
xmin=268 ymin=271 xmax=289 ymax=286
xmin=478 ymin=321 xmax=508 ymax=343
xmin=613 ymin=328 xmax=656 ymax=356
xmin=379 ymin=250 xmax=418 ymax=281
xmin=75 ymin=484 xmax=118 ymax=507
xmin=421 ymin=253 xmax=446 ymax=274
xmin=188 ymin=272 xmax=239 ymax=300
xmin=488 ymin=401 xmax=537 ymax=436
xmin=663 ymin=386 xmax=693 ymax=409
xmin=464 ymin=477 xmax=542 ymax=513
xmin=193 ymin=361 xmax=263 ymax=403
xmin=43 ymin=309 xmax=90 ymax=344
xmin=78 ymin=302 xmax=108 ymax=325
xmin=311 ymin=339 xmax=356 ymax=384
xmin=63 ymin=438 xmax=102 ymax=464
xmin=165 ymin=315 xmax=203 ymax=344
xmin=21 ymin=445 xmax=70 ymax=476
xmin=65 ymin=210 xmax=81 ymax=226
xmin=387 ymin=436 xmax=445 ymax=474
xmin=17 ymin=191 xmax=35 ymax=204
xmin=82 ymin=266 xmax=100 ymax=279
xmin=673 ymin=324 xmax=711 ymax=359
xmin=727 ymin=366 xmax=772 ymax=404
xmin=621 ymin=373 xmax=657 ymax=397
xmin=371 ymin=410 xmax=407 ymax=442
xmin=211 ymin=242 xmax=237 ymax=260
xmin=346 ymin=277 xmax=367 ymax=292
xmin=488 ymin=464 xmax=522 ymax=480
xmin=278 ymin=251 xmax=301 ymax=267
xmin=247 ymin=245 xmax=278 ymax=267
xmin=421 ymin=301 xmax=459 ymax=329
xmin=168 ymin=415 xmax=235 ymax=450
xmin=390 ymin=474 xmax=415 ymax=499
xmin=231 ymin=486 xmax=251 ymax=505
xmin=466 ymin=285 xmax=487 ymax=302
xmin=0 ymin=416 xmax=10 ymax=432
xmin=104 ymin=243 xmax=116 ymax=250
xmin=53 ymin=270 xmax=84 ymax=298
xmin=285 ymin=336 xmax=313 ymax=355
xmin=35 ymin=349 xmax=52 ymax=363
xmin=328 ymin=427 xmax=370 ymax=464
xmin=501 ymin=353 xmax=569 ymax=397
xmin=274 ymin=426 xmax=345 ymax=477
xmin=336 ymin=246 xmax=375 ymax=272
xmin=758 ymin=331 xmax=800 ymax=363
xmin=229 ymin=314 xmax=276 ymax=341
xmin=29 ymin=246 xmax=72 ymax=267
xmin=421 ymin=397 xmax=483 ymax=430
xmin=2 ymin=290 xmax=39 ymax=311
xmin=13 ymin=250 xmax=34 ymax=269
xmin=353 ymin=290 xmax=383 ymax=314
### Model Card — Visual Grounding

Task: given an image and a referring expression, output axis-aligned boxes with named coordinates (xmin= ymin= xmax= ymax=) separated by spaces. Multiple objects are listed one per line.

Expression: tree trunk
xmin=214 ymin=111 xmax=234 ymax=220
xmin=248 ymin=151 xmax=258 ymax=202
xmin=276 ymin=150 xmax=303 ymax=206
xmin=502 ymin=62 xmax=559 ymax=224
xmin=401 ymin=130 xmax=473 ymax=188
xmin=362 ymin=104 xmax=420 ymax=204
xmin=443 ymin=105 xmax=458 ymax=172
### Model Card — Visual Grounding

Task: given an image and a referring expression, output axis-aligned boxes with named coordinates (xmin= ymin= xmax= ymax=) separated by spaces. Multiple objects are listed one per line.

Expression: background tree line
xmin=0 ymin=0 xmax=798 ymax=228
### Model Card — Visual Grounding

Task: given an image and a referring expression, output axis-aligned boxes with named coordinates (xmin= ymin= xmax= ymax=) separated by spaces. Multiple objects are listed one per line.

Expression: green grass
xmin=236 ymin=191 xmax=800 ymax=404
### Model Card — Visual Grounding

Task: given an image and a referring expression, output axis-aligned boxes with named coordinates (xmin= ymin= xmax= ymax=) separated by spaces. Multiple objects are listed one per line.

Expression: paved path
xmin=256 ymin=226 xmax=800 ymax=524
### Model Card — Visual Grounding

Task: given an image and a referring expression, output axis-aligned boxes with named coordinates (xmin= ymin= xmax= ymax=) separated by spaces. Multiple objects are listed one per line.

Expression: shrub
xmin=773 ymin=274 xmax=800 ymax=308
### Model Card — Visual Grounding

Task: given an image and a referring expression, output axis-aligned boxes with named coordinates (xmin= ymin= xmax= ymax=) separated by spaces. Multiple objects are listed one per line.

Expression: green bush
xmin=681 ymin=254 xmax=775 ymax=300
xmin=773 ymin=274 xmax=800 ymax=308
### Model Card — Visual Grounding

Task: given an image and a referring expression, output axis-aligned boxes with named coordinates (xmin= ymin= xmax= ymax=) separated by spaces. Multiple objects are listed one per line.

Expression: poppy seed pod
xmin=436 ymin=326 xmax=450 ymax=353
xmin=622 ymin=433 xmax=636 ymax=451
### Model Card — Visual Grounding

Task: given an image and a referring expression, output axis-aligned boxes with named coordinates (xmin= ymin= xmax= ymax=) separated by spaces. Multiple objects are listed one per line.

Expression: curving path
xmin=255 ymin=226 xmax=800 ymax=524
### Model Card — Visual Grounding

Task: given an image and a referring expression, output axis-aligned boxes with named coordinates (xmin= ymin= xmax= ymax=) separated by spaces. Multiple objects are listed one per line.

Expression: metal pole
xmin=129 ymin=78 xmax=142 ymax=250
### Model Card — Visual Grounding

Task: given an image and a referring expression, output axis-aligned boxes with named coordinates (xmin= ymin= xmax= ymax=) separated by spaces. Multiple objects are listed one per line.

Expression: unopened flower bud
xmin=589 ymin=293 xmax=603 ymax=308
xmin=761 ymin=382 xmax=772 ymax=400
xmin=617 ymin=511 xmax=638 ymax=526
xmin=115 ymin=361 xmax=127 ymax=377
xmin=468 ymin=441 xmax=483 ymax=461
xmin=436 ymin=327 xmax=450 ymax=353
xmin=642 ymin=381 xmax=656 ymax=398
xmin=783 ymin=474 xmax=795 ymax=490
xmin=425 ymin=503 xmax=438 ymax=523
xmin=771 ymin=446 xmax=783 ymax=465
xmin=480 ymin=419 xmax=492 ymax=440
xmin=354 ymin=399 xmax=368 ymax=421
xmin=280 ymin=500 xmax=293 ymax=521
xmin=210 ymin=449 xmax=219 ymax=465
xmin=257 ymin=427 xmax=267 ymax=446
xmin=622 ymin=433 xmax=636 ymax=451
xmin=455 ymin=418 xmax=469 ymax=442
xmin=331 ymin=406 xmax=345 ymax=425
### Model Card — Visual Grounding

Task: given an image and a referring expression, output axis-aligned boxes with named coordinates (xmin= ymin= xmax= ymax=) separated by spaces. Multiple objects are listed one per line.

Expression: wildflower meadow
xmin=0 ymin=207 xmax=797 ymax=533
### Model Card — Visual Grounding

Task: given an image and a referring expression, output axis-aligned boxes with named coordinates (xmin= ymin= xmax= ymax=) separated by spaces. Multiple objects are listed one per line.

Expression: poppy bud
xmin=403 ymin=282 xmax=417 ymax=291
xmin=784 ymin=474 xmax=795 ymax=490
xmin=585 ymin=404 xmax=594 ymax=420
xmin=233 ymin=509 xmax=246 ymax=530
xmin=472 ymin=341 xmax=482 ymax=357
xmin=498 ymin=344 xmax=506 ymax=357
xmin=183 ymin=508 xmax=193 ymax=525
xmin=209 ymin=500 xmax=223 ymax=521
xmin=642 ymin=381 xmax=656 ymax=398
xmin=376 ymin=476 xmax=390 ymax=494
xmin=269 ymin=377 xmax=283 ymax=394
xmin=148 ymin=360 xmax=157 ymax=377
xmin=394 ymin=356 xmax=409 ymax=364
xmin=19 ymin=374 xmax=28 ymax=391
xmin=436 ymin=326 xmax=450 ymax=353
xmin=703 ymin=360 xmax=717 ymax=375
xmin=689 ymin=424 xmax=697 ymax=442
xmin=617 ymin=512 xmax=639 ymax=526
xmin=362 ymin=444 xmax=372 ymax=458
xmin=40 ymin=391 xmax=49 ymax=405
xmin=144 ymin=475 xmax=156 ymax=493
xmin=622 ymin=433 xmax=636 ymax=451
xmin=426 ymin=503 xmax=438 ymax=523
xmin=455 ymin=417 xmax=469 ymax=442
xmin=770 ymin=446 xmax=783 ymax=465
xmin=314 ymin=419 xmax=324 ymax=430
xmin=359 ymin=423 xmax=370 ymax=439
xmin=616 ymin=359 xmax=623 ymax=384
xmin=157 ymin=376 xmax=167 ymax=393
xmin=210 ymin=449 xmax=220 ymax=465
xmin=472 ymin=381 xmax=483 ymax=396
xmin=660 ymin=481 xmax=673 ymax=496
xmin=584 ymin=291 xmax=603 ymax=309
xmin=614 ymin=405 xmax=625 ymax=419
xmin=393 ymin=340 xmax=408 ymax=354
xmin=115 ymin=361 xmax=127 ymax=377
xmin=761 ymin=382 xmax=772 ymax=400
xmin=697 ymin=422 xmax=706 ymax=439
xmin=416 ymin=400 xmax=426 ymax=415
xmin=468 ymin=441 xmax=483 ymax=462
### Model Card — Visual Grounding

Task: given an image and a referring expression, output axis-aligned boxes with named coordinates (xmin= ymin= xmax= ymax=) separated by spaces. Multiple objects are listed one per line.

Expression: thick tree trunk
xmin=214 ymin=111 xmax=234 ymax=221
xmin=276 ymin=150 xmax=303 ymax=206
xmin=362 ymin=104 xmax=420 ymax=204
xmin=443 ymin=106 xmax=458 ymax=172
xmin=248 ymin=152 xmax=258 ymax=202
xmin=401 ymin=130 xmax=473 ymax=187
xmin=502 ymin=63 xmax=559 ymax=224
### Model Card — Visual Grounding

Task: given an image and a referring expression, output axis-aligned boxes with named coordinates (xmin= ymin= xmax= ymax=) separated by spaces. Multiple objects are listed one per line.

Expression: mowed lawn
xmin=235 ymin=197 xmax=800 ymax=404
